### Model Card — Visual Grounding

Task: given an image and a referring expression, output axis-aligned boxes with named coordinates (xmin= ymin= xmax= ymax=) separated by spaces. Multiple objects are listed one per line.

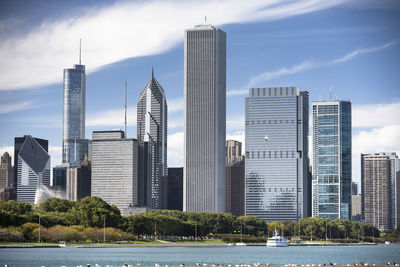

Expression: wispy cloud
xmin=0 ymin=100 xmax=34 ymax=114
xmin=168 ymin=97 xmax=184 ymax=113
xmin=353 ymin=99 xmax=400 ymax=128
xmin=86 ymin=107 xmax=137 ymax=127
xmin=0 ymin=0 xmax=348 ymax=91
xmin=227 ymin=41 xmax=398 ymax=96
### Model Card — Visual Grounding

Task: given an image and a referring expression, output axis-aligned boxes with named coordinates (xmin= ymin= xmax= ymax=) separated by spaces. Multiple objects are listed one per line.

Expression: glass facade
xmin=63 ymin=64 xmax=86 ymax=166
xmin=312 ymin=100 xmax=352 ymax=219
xmin=245 ymin=87 xmax=310 ymax=221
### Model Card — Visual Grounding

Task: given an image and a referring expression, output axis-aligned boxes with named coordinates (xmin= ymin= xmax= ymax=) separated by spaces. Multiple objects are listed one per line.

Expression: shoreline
xmin=0 ymin=242 xmax=385 ymax=248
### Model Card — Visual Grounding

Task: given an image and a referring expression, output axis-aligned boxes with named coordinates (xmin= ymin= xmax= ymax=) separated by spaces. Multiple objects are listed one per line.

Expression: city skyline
xmin=0 ymin=0 xmax=399 ymax=191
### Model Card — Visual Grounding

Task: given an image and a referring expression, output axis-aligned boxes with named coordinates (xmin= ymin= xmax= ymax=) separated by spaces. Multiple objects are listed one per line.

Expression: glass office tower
xmin=312 ymin=100 xmax=352 ymax=219
xmin=245 ymin=87 xmax=310 ymax=221
xmin=63 ymin=62 xmax=86 ymax=166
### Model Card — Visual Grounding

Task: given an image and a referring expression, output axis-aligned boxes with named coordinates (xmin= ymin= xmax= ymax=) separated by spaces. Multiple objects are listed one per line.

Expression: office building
xmin=165 ymin=167 xmax=183 ymax=211
xmin=226 ymin=140 xmax=242 ymax=163
xmin=91 ymin=130 xmax=137 ymax=216
xmin=62 ymin=50 xmax=88 ymax=166
xmin=184 ymin=25 xmax=226 ymax=212
xmin=14 ymin=136 xmax=48 ymax=188
xmin=66 ymin=155 xmax=91 ymax=201
xmin=16 ymin=135 xmax=50 ymax=203
xmin=137 ymin=69 xmax=167 ymax=209
xmin=53 ymin=164 xmax=68 ymax=192
xmin=0 ymin=152 xmax=15 ymax=201
xmin=352 ymin=182 xmax=358 ymax=195
xmin=226 ymin=159 xmax=245 ymax=216
xmin=361 ymin=152 xmax=400 ymax=231
xmin=245 ymin=87 xmax=310 ymax=221
xmin=312 ymin=100 xmax=352 ymax=220
xmin=352 ymin=195 xmax=362 ymax=222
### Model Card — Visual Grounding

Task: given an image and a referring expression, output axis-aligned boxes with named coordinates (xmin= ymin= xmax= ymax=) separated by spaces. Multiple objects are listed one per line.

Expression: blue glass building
xmin=312 ymin=100 xmax=352 ymax=219
xmin=245 ymin=87 xmax=310 ymax=221
xmin=62 ymin=63 xmax=86 ymax=166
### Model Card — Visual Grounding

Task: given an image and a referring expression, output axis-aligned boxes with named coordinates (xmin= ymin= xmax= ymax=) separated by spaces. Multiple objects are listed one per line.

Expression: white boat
xmin=235 ymin=242 xmax=247 ymax=246
xmin=267 ymin=230 xmax=288 ymax=247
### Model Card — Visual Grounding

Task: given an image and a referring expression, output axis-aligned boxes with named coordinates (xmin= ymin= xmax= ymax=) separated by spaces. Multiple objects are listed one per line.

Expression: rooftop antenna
xmin=152 ymin=65 xmax=154 ymax=79
xmin=124 ymin=81 xmax=127 ymax=138
xmin=79 ymin=38 xmax=82 ymax=65
xmin=205 ymin=16 xmax=207 ymax=24
xmin=329 ymin=85 xmax=332 ymax=101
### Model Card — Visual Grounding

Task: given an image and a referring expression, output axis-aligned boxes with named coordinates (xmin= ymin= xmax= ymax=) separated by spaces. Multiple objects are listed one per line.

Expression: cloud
xmin=168 ymin=131 xmax=184 ymax=167
xmin=0 ymin=0 xmax=348 ymax=91
xmin=227 ymin=115 xmax=245 ymax=131
xmin=0 ymin=101 xmax=34 ymax=114
xmin=353 ymin=100 xmax=400 ymax=128
xmin=168 ymin=97 xmax=184 ymax=113
xmin=86 ymin=107 xmax=137 ymax=127
xmin=352 ymin=125 xmax=400 ymax=183
xmin=228 ymin=41 xmax=398 ymax=96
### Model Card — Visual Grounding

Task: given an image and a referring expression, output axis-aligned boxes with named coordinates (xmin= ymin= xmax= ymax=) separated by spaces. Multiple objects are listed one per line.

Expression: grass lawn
xmin=173 ymin=239 xmax=225 ymax=244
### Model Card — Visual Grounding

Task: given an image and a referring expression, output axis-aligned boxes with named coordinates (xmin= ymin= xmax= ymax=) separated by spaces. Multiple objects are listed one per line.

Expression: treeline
xmin=1 ymin=197 xmax=397 ymax=243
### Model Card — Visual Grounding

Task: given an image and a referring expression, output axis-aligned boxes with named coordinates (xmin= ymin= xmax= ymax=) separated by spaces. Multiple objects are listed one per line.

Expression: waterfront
xmin=0 ymin=245 xmax=400 ymax=267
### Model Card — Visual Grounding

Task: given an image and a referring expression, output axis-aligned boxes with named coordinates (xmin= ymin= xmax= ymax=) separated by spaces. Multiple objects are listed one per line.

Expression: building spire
xmin=79 ymin=38 xmax=82 ymax=65
xmin=152 ymin=65 xmax=154 ymax=79
xmin=124 ymin=81 xmax=127 ymax=138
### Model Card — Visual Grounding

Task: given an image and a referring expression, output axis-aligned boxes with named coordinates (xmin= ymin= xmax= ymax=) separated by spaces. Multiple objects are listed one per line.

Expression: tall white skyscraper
xmin=245 ymin=87 xmax=310 ymax=221
xmin=62 ymin=44 xmax=88 ymax=166
xmin=312 ymin=100 xmax=352 ymax=219
xmin=184 ymin=25 xmax=226 ymax=212
xmin=91 ymin=130 xmax=138 ymax=216
xmin=137 ymin=69 xmax=167 ymax=209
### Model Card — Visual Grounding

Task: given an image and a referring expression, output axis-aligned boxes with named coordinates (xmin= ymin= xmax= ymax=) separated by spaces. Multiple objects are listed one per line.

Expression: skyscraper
xmin=226 ymin=140 xmax=242 ymax=163
xmin=361 ymin=152 xmax=400 ymax=231
xmin=137 ymin=69 xmax=167 ymax=209
xmin=226 ymin=159 xmax=245 ymax=216
xmin=62 ymin=45 xmax=87 ymax=166
xmin=312 ymin=100 xmax=352 ymax=219
xmin=0 ymin=152 xmax=15 ymax=201
xmin=16 ymin=135 xmax=51 ymax=203
xmin=184 ymin=25 xmax=226 ymax=212
xmin=91 ymin=130 xmax=137 ymax=216
xmin=14 ymin=136 xmax=48 ymax=188
xmin=245 ymin=87 xmax=310 ymax=221
xmin=66 ymin=155 xmax=91 ymax=201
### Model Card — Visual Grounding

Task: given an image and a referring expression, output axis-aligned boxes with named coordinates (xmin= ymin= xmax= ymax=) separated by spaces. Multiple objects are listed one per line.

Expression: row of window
xmin=246 ymin=150 xmax=300 ymax=159
xmin=246 ymin=119 xmax=300 ymax=125
xmin=246 ymin=187 xmax=296 ymax=193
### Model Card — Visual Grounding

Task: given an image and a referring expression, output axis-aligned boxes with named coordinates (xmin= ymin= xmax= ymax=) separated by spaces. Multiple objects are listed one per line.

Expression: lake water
xmin=0 ymin=245 xmax=400 ymax=267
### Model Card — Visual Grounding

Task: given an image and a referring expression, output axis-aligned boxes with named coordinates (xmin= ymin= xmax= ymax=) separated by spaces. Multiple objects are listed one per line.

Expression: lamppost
xmin=103 ymin=215 xmax=106 ymax=243
xmin=195 ymin=221 xmax=197 ymax=241
xmin=38 ymin=212 xmax=41 ymax=244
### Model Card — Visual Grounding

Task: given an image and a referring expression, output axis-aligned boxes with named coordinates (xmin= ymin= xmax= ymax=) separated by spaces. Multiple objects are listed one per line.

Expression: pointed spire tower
xmin=62 ymin=40 xmax=86 ymax=166
xmin=137 ymin=67 xmax=168 ymax=209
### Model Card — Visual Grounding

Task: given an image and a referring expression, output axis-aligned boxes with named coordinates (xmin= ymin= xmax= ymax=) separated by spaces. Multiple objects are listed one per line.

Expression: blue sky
xmin=0 ymin=0 xmax=399 ymax=187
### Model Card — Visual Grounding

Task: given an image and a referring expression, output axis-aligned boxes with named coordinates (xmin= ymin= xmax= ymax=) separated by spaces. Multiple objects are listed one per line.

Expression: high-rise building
xmin=226 ymin=140 xmax=242 ymax=163
xmin=352 ymin=182 xmax=358 ymax=195
xmin=16 ymin=135 xmax=50 ymax=203
xmin=312 ymin=100 xmax=352 ymax=220
xmin=361 ymin=152 xmax=400 ymax=231
xmin=245 ymin=87 xmax=310 ymax=221
xmin=0 ymin=152 xmax=15 ymax=201
xmin=184 ymin=25 xmax=226 ymax=212
xmin=164 ymin=167 xmax=183 ymax=211
xmin=66 ymin=155 xmax=91 ymax=201
xmin=137 ymin=69 xmax=167 ymax=209
xmin=14 ymin=136 xmax=48 ymax=188
xmin=53 ymin=164 xmax=68 ymax=191
xmin=91 ymin=130 xmax=137 ymax=216
xmin=226 ymin=159 xmax=245 ymax=216
xmin=352 ymin=195 xmax=362 ymax=222
xmin=62 ymin=50 xmax=88 ymax=166
xmin=0 ymin=152 xmax=13 ymax=189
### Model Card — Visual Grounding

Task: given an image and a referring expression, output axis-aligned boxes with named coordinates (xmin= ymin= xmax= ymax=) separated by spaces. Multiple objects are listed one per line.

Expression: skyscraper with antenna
xmin=137 ymin=67 xmax=167 ymax=209
xmin=62 ymin=40 xmax=88 ymax=166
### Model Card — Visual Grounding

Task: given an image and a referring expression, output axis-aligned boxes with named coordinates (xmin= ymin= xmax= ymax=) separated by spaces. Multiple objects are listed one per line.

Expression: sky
xmin=0 ymin=0 xmax=399 ymax=189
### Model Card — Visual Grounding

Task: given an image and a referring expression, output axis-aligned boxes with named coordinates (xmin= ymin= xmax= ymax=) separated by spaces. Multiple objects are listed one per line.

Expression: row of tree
xmin=1 ymin=197 xmax=394 ymax=243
